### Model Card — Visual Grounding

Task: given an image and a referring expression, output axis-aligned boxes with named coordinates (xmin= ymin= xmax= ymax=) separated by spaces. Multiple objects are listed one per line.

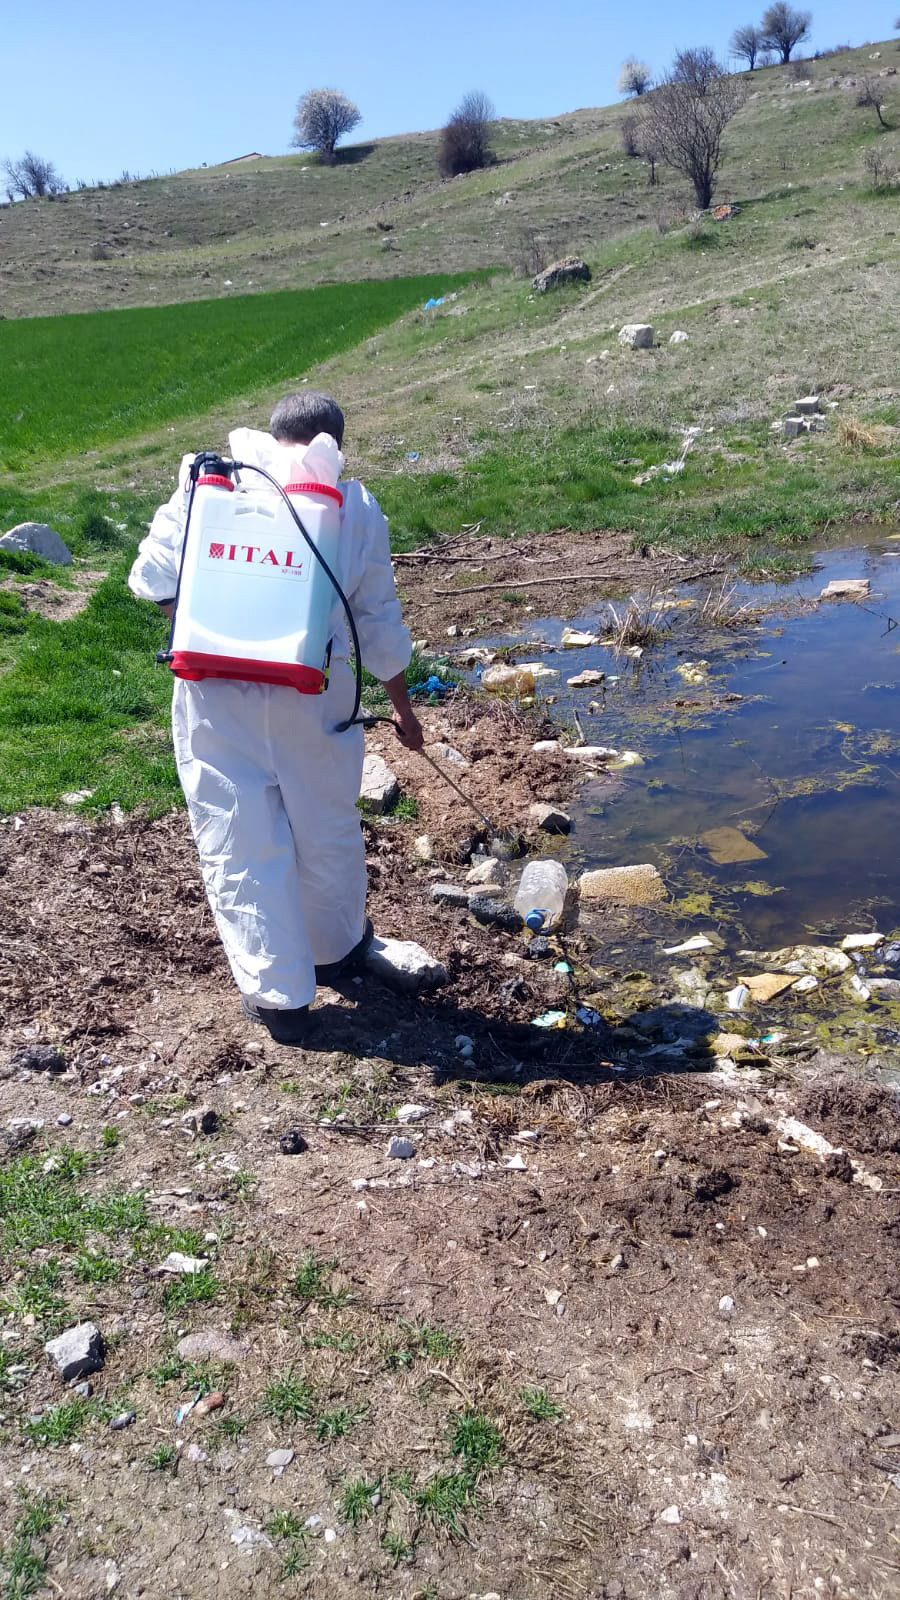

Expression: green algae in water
xmin=735 ymin=880 xmax=785 ymax=897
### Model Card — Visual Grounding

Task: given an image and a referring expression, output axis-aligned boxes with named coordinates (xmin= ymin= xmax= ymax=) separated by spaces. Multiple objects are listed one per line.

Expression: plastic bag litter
xmin=411 ymin=675 xmax=452 ymax=696
xmin=576 ymin=1006 xmax=603 ymax=1026
xmin=531 ymin=1010 xmax=567 ymax=1029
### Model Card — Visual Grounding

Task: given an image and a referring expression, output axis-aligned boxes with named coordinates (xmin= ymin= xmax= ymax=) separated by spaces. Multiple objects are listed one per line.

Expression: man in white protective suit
xmin=128 ymin=391 xmax=424 ymax=1044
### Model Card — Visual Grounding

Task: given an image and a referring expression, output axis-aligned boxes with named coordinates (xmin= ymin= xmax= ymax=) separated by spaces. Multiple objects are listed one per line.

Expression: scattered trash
xmin=482 ymin=663 xmax=536 ymax=695
xmin=841 ymin=932 xmax=882 ymax=951
xmin=726 ymin=984 xmax=750 ymax=1012
xmin=676 ymin=660 xmax=709 ymax=685
xmin=411 ymin=674 xmax=453 ymax=697
xmin=424 ymin=296 xmax=445 ymax=309
xmin=175 ymin=1391 xmax=202 ymax=1425
xmin=560 ymin=627 xmax=601 ymax=648
xmin=576 ymin=1006 xmax=603 ymax=1026
xmin=664 ymin=935 xmax=714 ymax=955
xmin=659 ymin=1505 xmax=681 ymax=1525
xmin=503 ymin=1152 xmax=528 ymax=1171
xmin=737 ymin=973 xmax=797 ymax=1003
xmin=554 ymin=960 xmax=572 ymax=974
xmin=849 ymin=974 xmax=872 ymax=1001
xmin=531 ymin=1010 xmax=567 ymax=1029
xmin=405 ymin=451 xmax=420 ymax=462
xmin=514 ymin=859 xmax=568 ymax=929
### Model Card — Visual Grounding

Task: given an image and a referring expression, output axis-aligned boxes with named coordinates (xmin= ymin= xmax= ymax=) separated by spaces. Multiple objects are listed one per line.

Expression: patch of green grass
xmin=384 ymin=1319 xmax=461 ymax=1369
xmin=339 ymin=1476 xmax=380 ymax=1527
xmin=383 ymin=792 xmax=419 ymax=821
xmin=73 ymin=1250 xmax=122 ymax=1285
xmin=382 ymin=1531 xmax=414 ymax=1566
xmin=314 ymin=1404 xmax=366 ymax=1442
xmin=264 ymin=1370 xmax=315 ymax=1424
xmin=100 ymin=1126 xmax=119 ymax=1149
xmin=146 ymin=1350 xmax=184 ymax=1388
xmin=147 ymin=1443 xmax=176 ymax=1472
xmin=210 ymin=1413 xmax=248 ymax=1444
xmin=290 ymin=1252 xmax=351 ymax=1309
xmin=449 ymin=1410 xmax=504 ymax=1473
xmin=263 ymin=1511 xmax=308 ymax=1541
xmin=301 ymin=1329 xmax=358 ymax=1353
xmin=0 ymin=275 xmax=480 ymax=467
xmin=0 ymin=1492 xmax=65 ymax=1600
xmin=414 ymin=1470 xmax=476 ymax=1536
xmin=23 ymin=1398 xmax=104 ymax=1446
xmin=161 ymin=1269 xmax=219 ymax=1314
xmin=0 ymin=1260 xmax=66 ymax=1329
xmin=520 ymin=1386 xmax=565 ymax=1422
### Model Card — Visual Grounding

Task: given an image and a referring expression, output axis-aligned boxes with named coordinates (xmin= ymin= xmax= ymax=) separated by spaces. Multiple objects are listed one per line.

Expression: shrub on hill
xmin=439 ymin=91 xmax=496 ymax=177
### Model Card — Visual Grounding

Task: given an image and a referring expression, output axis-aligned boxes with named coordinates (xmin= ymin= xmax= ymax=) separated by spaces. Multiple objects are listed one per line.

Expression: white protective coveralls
xmin=128 ymin=428 xmax=411 ymax=1009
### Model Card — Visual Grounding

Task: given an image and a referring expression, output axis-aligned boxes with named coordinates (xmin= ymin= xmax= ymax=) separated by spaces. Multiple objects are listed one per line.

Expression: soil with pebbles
xmin=1 ymin=703 xmax=898 ymax=1599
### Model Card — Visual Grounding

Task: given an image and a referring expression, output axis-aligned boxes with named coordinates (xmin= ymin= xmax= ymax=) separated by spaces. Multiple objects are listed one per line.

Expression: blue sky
xmin=2 ymin=0 xmax=892 ymax=182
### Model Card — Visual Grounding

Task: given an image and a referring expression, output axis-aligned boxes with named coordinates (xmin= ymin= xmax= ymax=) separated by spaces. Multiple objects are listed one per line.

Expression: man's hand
xmin=392 ymin=705 xmax=425 ymax=751
xmin=382 ymin=669 xmax=425 ymax=751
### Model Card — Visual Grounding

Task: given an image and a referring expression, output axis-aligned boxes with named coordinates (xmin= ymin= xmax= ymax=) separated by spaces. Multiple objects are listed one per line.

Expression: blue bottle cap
xmin=525 ymin=909 xmax=547 ymax=932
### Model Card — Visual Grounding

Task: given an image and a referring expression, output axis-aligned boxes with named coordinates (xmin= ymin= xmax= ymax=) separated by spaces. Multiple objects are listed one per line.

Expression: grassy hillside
xmin=1 ymin=43 xmax=897 ymax=320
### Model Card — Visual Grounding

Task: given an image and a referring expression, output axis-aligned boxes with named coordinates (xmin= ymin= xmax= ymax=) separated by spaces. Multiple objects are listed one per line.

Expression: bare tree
xmin=670 ymin=46 xmax=724 ymax=93
xmin=855 ymin=73 xmax=891 ymax=128
xmin=645 ymin=55 xmax=745 ymax=210
xmin=730 ymin=23 xmax=765 ymax=69
xmin=438 ymin=91 xmax=496 ymax=177
xmin=636 ymin=121 xmax=660 ymax=184
xmin=3 ymin=151 xmax=65 ymax=200
xmin=291 ymin=88 xmax=361 ymax=162
xmin=621 ymin=115 xmax=641 ymax=156
xmin=761 ymin=3 xmax=812 ymax=62
xmin=618 ymin=58 xmax=653 ymax=96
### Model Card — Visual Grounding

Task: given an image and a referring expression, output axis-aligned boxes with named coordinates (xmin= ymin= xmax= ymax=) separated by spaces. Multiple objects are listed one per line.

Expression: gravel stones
xmin=529 ymin=803 xmax=571 ymax=835
xmin=160 ymin=1251 xmax=209 ymax=1275
xmin=45 ymin=1322 xmax=105 ymax=1382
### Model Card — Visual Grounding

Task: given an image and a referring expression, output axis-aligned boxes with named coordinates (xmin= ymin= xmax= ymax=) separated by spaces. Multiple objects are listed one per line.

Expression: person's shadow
xmin=294 ymin=972 xmax=722 ymax=1088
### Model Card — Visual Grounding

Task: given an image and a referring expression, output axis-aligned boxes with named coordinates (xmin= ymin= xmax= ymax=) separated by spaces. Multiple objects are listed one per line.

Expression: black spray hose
xmin=159 ymin=453 xmax=368 ymax=733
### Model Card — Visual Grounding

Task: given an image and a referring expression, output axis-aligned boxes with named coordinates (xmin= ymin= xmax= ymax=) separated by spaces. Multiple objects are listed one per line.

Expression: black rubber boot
xmin=315 ymin=917 xmax=375 ymax=986
xmin=241 ymin=998 xmax=312 ymax=1046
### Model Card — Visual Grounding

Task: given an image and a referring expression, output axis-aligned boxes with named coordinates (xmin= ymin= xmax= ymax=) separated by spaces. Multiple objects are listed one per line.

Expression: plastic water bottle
xmin=514 ymin=859 xmax=569 ymax=931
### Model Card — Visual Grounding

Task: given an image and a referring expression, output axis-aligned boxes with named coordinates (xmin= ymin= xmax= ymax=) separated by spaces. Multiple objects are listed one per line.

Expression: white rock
xmin=61 ymin=790 xmax=95 ymax=806
xmin=365 ymin=936 xmax=447 ymax=992
xmin=532 ymin=739 xmax=561 ymax=752
xmin=266 ymin=1448 xmax=294 ymax=1470
xmin=0 ymin=522 xmax=73 ymax=566
xmin=428 ymin=741 xmax=470 ymax=768
xmin=503 ymin=1152 xmax=527 ymax=1171
xmin=849 ymin=975 xmax=871 ymax=1001
xmin=528 ymin=802 xmax=571 ymax=835
xmin=395 ymin=1104 xmax=428 ymax=1123
xmin=669 ymin=330 xmax=689 ymax=344
xmin=186 ymin=1442 xmax=208 ymax=1462
xmin=659 ymin=1505 xmax=681 ymax=1524
xmin=387 ymin=1135 xmax=415 ymax=1160
xmin=618 ymin=324 xmax=655 ymax=349
xmin=820 ymin=579 xmax=870 ymax=601
xmin=718 ymin=1295 xmax=736 ymax=1316
xmin=359 ymin=753 xmax=400 ymax=813
xmin=454 ymin=1034 xmax=474 ymax=1050
xmin=160 ymin=1252 xmax=209 ymax=1275
xmin=45 ymin=1322 xmax=105 ymax=1381
xmin=841 ymin=932 xmax=882 ymax=950
xmin=466 ymin=856 xmax=505 ymax=885
xmin=323 ymin=1528 xmax=337 ymax=1544
xmin=413 ymin=835 xmax=434 ymax=861
xmin=566 ymin=669 xmax=606 ymax=687
xmin=792 ymin=974 xmax=819 ymax=993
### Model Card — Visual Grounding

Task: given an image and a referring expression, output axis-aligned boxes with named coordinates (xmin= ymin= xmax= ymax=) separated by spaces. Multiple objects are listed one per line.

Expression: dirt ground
xmin=392 ymin=531 xmax=724 ymax=640
xmin=1 ymin=691 xmax=899 ymax=1600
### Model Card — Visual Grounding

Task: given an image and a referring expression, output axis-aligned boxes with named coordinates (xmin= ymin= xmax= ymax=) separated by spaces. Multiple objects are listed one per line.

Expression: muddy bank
xmin=393 ymin=528 xmax=724 ymax=637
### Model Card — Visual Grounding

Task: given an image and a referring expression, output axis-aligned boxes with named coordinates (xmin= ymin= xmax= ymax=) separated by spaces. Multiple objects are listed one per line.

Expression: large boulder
xmin=365 ymin=937 xmax=447 ymax=993
xmin=0 ymin=522 xmax=72 ymax=566
xmin=533 ymin=257 xmax=591 ymax=294
xmin=618 ymin=324 xmax=655 ymax=350
xmin=45 ymin=1322 xmax=105 ymax=1382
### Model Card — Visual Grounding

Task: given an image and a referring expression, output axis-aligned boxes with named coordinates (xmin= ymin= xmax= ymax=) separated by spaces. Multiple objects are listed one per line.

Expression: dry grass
xmin=604 ymin=588 xmax=672 ymax=649
xmin=696 ymin=580 xmax=760 ymax=627
xmin=836 ymin=414 xmax=890 ymax=452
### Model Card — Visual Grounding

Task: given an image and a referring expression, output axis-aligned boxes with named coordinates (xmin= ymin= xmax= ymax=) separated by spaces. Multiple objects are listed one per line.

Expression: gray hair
xmin=269 ymin=390 xmax=345 ymax=448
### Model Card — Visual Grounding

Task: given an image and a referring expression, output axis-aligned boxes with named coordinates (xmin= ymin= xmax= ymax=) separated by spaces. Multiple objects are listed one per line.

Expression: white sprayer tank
xmin=169 ymin=432 xmax=344 ymax=693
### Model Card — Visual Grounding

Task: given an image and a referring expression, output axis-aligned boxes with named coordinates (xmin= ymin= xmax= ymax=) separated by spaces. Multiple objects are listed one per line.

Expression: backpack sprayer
xmin=157 ymin=444 xmax=518 ymax=853
xmin=157 ymin=443 xmax=367 ymax=731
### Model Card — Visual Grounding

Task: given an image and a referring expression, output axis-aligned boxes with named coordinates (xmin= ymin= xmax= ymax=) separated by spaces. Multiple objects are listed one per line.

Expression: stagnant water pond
xmin=472 ymin=534 xmax=900 ymax=1070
